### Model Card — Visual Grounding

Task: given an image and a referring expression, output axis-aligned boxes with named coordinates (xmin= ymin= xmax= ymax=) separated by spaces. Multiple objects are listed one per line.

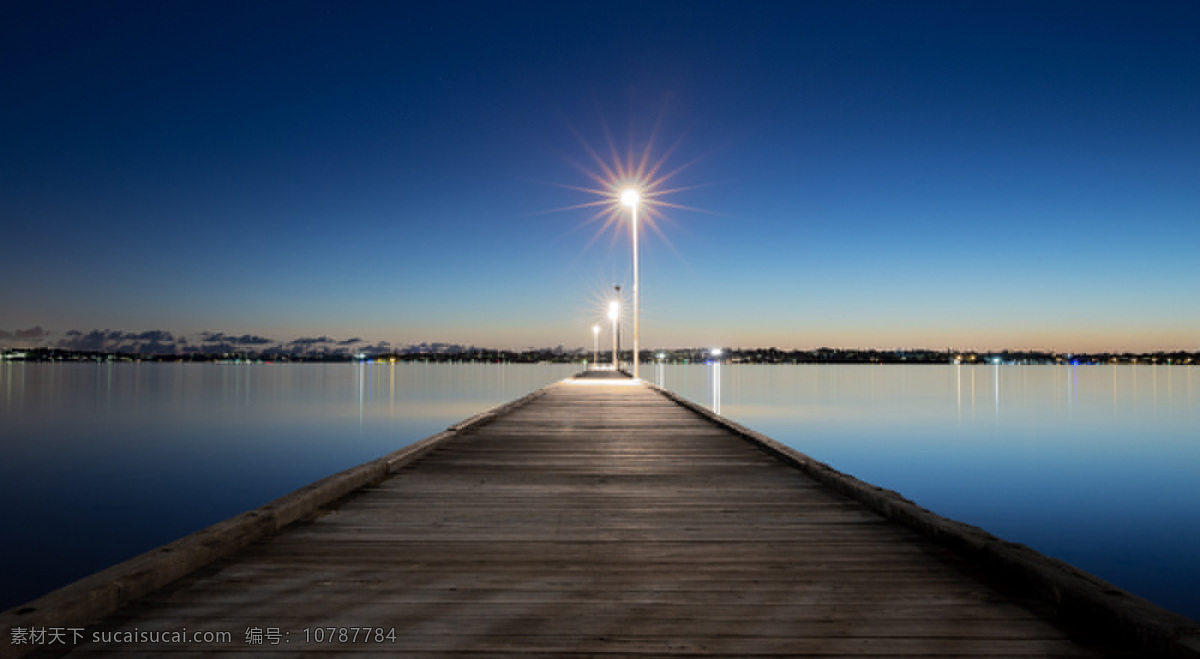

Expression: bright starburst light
xmin=547 ymin=115 xmax=711 ymax=254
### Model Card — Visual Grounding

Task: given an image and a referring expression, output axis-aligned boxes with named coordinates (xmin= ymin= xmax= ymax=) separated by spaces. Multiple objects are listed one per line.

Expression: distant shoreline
xmin=3 ymin=346 xmax=1195 ymax=366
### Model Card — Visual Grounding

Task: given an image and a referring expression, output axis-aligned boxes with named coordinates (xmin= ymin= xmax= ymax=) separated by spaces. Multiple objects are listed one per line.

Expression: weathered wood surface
xmin=25 ymin=377 xmax=1132 ymax=656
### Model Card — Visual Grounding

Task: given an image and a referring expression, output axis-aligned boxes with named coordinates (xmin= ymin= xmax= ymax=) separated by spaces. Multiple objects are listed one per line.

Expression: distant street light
xmin=607 ymin=300 xmax=619 ymax=370
xmin=621 ymin=188 xmax=641 ymax=379
xmin=592 ymin=325 xmax=600 ymax=369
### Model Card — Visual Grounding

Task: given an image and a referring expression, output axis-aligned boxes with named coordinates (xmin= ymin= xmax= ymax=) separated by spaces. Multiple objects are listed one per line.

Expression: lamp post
xmin=607 ymin=300 xmax=619 ymax=370
xmin=613 ymin=285 xmax=622 ymax=371
xmin=620 ymin=188 xmax=640 ymax=378
xmin=591 ymin=324 xmax=600 ymax=370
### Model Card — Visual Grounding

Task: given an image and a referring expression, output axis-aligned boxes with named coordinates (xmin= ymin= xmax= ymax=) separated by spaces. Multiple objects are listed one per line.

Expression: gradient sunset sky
xmin=2 ymin=1 xmax=1197 ymax=352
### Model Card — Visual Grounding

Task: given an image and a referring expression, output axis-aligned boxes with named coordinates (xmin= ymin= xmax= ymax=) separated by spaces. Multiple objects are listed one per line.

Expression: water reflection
xmin=5 ymin=361 xmax=1197 ymax=621
xmin=357 ymin=361 xmax=366 ymax=430
xmin=709 ymin=359 xmax=721 ymax=414
xmin=0 ymin=362 xmax=577 ymax=611
xmin=655 ymin=362 xmax=1200 ymax=621
xmin=955 ymin=364 xmax=962 ymax=421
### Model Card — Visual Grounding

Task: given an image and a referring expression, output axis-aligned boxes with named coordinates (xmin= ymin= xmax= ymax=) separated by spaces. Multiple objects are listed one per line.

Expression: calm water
xmin=654 ymin=362 xmax=1200 ymax=621
xmin=0 ymin=361 xmax=577 ymax=610
xmin=2 ymin=362 xmax=1197 ymax=622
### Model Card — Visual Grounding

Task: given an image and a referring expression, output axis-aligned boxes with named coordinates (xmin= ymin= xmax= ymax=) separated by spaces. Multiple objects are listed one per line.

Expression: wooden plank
xmin=16 ymin=378 xmax=1133 ymax=657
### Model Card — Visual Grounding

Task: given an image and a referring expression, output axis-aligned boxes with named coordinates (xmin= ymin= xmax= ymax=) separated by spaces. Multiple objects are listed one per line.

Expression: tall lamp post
xmin=591 ymin=324 xmax=600 ymax=369
xmin=607 ymin=300 xmax=619 ymax=370
xmin=620 ymin=188 xmax=640 ymax=378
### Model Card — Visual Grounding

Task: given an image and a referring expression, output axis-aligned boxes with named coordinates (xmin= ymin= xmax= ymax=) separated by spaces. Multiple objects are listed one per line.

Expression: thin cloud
xmin=288 ymin=336 xmax=335 ymax=347
xmin=201 ymin=332 xmax=275 ymax=345
xmin=18 ymin=327 xmax=395 ymax=356
xmin=57 ymin=329 xmax=180 ymax=354
xmin=0 ymin=326 xmax=49 ymax=344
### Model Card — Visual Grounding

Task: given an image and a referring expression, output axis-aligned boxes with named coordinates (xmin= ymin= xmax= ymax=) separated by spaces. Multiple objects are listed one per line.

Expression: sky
xmin=2 ymin=1 xmax=1198 ymax=353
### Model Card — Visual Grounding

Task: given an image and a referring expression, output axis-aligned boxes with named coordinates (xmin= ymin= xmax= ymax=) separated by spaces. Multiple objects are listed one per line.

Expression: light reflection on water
xmin=658 ymin=362 xmax=1200 ymax=622
xmin=0 ymin=361 xmax=576 ymax=610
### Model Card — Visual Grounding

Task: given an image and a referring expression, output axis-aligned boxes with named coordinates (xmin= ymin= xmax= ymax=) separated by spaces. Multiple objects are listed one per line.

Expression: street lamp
xmin=591 ymin=324 xmax=600 ymax=370
xmin=607 ymin=300 xmax=619 ymax=370
xmin=621 ymin=187 xmax=640 ymax=378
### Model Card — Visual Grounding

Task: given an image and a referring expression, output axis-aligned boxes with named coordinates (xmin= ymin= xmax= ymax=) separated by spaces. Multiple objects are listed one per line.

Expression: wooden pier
xmin=5 ymin=372 xmax=1199 ymax=657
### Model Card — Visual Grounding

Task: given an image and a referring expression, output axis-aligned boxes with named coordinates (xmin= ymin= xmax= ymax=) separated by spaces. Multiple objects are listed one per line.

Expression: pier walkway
xmin=7 ymin=373 xmax=1199 ymax=657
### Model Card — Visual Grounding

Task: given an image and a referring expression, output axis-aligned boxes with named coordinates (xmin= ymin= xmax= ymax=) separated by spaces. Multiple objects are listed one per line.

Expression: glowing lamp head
xmin=592 ymin=324 xmax=600 ymax=335
xmin=620 ymin=188 xmax=640 ymax=208
xmin=608 ymin=301 xmax=619 ymax=321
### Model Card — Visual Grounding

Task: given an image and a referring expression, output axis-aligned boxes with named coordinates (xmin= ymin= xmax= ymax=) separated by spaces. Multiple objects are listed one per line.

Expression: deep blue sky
xmin=2 ymin=1 xmax=1197 ymax=352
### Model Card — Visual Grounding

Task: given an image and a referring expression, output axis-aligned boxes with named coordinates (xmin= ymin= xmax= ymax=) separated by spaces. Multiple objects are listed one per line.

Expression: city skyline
xmin=4 ymin=323 xmax=1199 ymax=359
xmin=3 ymin=2 xmax=1198 ymax=353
